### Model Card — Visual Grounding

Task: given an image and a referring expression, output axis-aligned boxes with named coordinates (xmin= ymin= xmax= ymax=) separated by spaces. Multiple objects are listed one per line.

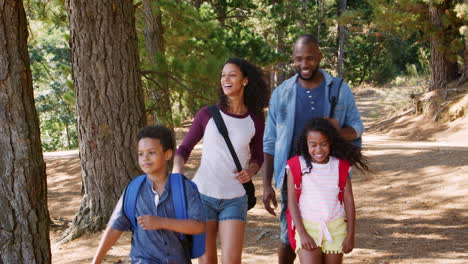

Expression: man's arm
xmin=328 ymin=118 xmax=358 ymax=141
xmin=92 ymin=227 xmax=123 ymax=264
xmin=262 ymin=153 xmax=278 ymax=216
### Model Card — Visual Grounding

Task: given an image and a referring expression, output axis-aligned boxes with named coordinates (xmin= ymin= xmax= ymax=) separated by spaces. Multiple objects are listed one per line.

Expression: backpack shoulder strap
xmin=170 ymin=173 xmax=188 ymax=220
xmin=208 ymin=104 xmax=242 ymax=172
xmin=286 ymin=155 xmax=303 ymax=199
xmin=123 ymin=174 xmax=147 ymax=231
xmin=329 ymin=77 xmax=344 ymax=118
xmin=170 ymin=173 xmax=207 ymax=259
xmin=338 ymin=158 xmax=350 ymax=204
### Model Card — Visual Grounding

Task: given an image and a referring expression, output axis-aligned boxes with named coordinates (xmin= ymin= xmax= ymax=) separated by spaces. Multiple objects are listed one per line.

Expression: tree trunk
xmin=0 ymin=1 xmax=51 ymax=262
xmin=429 ymin=2 xmax=458 ymax=90
xmin=142 ymin=0 xmax=173 ymax=128
xmin=63 ymin=0 xmax=145 ymax=240
xmin=337 ymin=0 xmax=347 ymax=78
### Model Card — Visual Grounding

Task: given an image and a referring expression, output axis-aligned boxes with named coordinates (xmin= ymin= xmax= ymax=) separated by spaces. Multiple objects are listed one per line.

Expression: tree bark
xmin=0 ymin=1 xmax=51 ymax=262
xmin=429 ymin=1 xmax=458 ymax=90
xmin=142 ymin=0 xmax=173 ymax=127
xmin=63 ymin=0 xmax=145 ymax=240
xmin=337 ymin=0 xmax=347 ymax=78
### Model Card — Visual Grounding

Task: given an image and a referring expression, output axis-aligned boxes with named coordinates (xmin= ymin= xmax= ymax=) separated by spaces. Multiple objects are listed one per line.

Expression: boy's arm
xmin=92 ymin=226 xmax=124 ymax=264
xmin=137 ymin=216 xmax=205 ymax=234
xmin=343 ymin=179 xmax=356 ymax=253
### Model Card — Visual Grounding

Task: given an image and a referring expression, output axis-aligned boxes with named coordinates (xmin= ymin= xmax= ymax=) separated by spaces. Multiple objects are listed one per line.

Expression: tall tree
xmin=142 ymin=0 xmax=173 ymax=127
xmin=429 ymin=0 xmax=458 ymax=90
xmin=63 ymin=0 xmax=145 ymax=240
xmin=0 ymin=0 xmax=51 ymax=263
xmin=337 ymin=0 xmax=347 ymax=78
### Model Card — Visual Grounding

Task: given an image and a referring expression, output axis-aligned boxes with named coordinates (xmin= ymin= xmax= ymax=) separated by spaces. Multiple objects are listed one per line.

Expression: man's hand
xmin=137 ymin=215 xmax=164 ymax=230
xmin=263 ymin=185 xmax=278 ymax=216
xmin=325 ymin=117 xmax=340 ymax=131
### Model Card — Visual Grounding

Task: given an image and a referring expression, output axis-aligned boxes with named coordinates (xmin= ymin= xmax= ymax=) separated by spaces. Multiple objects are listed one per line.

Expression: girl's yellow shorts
xmin=295 ymin=217 xmax=347 ymax=254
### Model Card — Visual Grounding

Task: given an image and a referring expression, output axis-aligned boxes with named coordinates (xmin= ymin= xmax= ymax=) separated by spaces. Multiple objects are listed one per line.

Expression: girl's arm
xmin=343 ymin=179 xmax=356 ymax=253
xmin=287 ymin=168 xmax=317 ymax=251
xmin=92 ymin=226 xmax=124 ymax=264
xmin=137 ymin=216 xmax=205 ymax=234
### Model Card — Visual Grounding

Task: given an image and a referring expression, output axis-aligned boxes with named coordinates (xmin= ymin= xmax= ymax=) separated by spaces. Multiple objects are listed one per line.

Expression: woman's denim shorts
xmin=200 ymin=194 xmax=248 ymax=222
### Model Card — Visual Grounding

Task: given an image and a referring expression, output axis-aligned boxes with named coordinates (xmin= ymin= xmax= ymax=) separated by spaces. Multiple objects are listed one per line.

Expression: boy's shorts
xmin=295 ymin=217 xmax=347 ymax=254
xmin=200 ymin=194 xmax=247 ymax=222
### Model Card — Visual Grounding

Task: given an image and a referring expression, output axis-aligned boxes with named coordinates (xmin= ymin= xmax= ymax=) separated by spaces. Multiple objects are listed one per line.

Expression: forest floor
xmin=47 ymin=86 xmax=468 ymax=264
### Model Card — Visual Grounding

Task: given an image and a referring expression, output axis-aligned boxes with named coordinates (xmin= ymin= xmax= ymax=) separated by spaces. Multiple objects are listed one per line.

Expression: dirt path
xmin=47 ymin=92 xmax=468 ymax=263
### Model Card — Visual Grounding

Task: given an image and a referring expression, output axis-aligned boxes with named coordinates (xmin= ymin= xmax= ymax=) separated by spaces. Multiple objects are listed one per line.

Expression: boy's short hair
xmin=137 ymin=125 xmax=175 ymax=152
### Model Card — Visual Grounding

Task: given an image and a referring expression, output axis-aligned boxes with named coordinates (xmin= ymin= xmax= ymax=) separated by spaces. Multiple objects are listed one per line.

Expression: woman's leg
xmin=198 ymin=220 xmax=219 ymax=264
xmin=323 ymin=253 xmax=343 ymax=264
xmin=298 ymin=248 xmax=323 ymax=263
xmin=219 ymin=220 xmax=245 ymax=264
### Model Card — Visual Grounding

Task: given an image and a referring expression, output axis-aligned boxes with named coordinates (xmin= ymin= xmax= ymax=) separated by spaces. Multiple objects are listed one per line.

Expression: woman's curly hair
xmin=295 ymin=117 xmax=369 ymax=172
xmin=217 ymin=58 xmax=270 ymax=115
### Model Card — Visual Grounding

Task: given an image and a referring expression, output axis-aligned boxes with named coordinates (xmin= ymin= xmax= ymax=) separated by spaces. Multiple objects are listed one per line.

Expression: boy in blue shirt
xmin=92 ymin=125 xmax=206 ymax=264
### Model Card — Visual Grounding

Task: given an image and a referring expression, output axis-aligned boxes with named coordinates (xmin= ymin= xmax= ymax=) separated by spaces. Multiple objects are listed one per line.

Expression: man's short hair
xmin=295 ymin=34 xmax=319 ymax=47
xmin=137 ymin=125 xmax=175 ymax=152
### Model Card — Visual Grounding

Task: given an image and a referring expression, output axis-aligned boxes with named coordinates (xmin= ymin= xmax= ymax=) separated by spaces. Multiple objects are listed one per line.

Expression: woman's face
xmin=220 ymin=63 xmax=248 ymax=97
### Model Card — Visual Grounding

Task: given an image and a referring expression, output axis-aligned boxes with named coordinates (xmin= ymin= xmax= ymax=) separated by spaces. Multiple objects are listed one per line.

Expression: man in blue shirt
xmin=92 ymin=126 xmax=206 ymax=264
xmin=262 ymin=34 xmax=364 ymax=263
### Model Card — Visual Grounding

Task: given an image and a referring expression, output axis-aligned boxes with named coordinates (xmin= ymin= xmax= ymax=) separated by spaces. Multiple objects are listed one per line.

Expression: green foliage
xmin=27 ymin=3 xmax=77 ymax=151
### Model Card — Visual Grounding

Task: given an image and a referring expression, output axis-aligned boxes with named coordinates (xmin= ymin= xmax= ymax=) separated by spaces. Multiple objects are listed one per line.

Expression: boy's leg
xmin=198 ymin=221 xmax=219 ymax=264
xmin=324 ymin=253 xmax=343 ymax=264
xmin=219 ymin=220 xmax=245 ymax=264
xmin=298 ymin=248 xmax=323 ymax=264
xmin=279 ymin=180 xmax=296 ymax=264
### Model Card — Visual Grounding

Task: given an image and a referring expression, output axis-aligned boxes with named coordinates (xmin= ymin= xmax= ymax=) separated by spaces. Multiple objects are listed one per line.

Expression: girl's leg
xmin=324 ymin=253 xmax=343 ymax=264
xmin=298 ymin=248 xmax=323 ymax=263
xmin=218 ymin=220 xmax=245 ymax=264
xmin=198 ymin=220 xmax=219 ymax=264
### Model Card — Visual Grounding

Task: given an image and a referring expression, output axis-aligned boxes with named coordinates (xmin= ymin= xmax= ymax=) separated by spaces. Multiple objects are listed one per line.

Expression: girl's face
xmin=220 ymin=63 xmax=248 ymax=97
xmin=306 ymin=130 xmax=330 ymax=164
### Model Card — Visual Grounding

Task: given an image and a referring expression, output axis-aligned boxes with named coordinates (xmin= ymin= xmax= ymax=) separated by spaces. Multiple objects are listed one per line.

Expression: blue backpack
xmin=122 ymin=173 xmax=206 ymax=259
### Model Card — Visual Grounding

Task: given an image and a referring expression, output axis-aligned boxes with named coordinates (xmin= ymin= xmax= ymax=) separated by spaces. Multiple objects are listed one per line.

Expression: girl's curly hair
xmin=295 ymin=117 xmax=369 ymax=172
xmin=217 ymin=58 xmax=270 ymax=115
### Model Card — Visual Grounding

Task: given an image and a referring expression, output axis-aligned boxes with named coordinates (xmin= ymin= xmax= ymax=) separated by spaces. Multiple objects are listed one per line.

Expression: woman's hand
xmin=299 ymin=231 xmax=317 ymax=251
xmin=342 ymin=234 xmax=354 ymax=253
xmin=234 ymin=168 xmax=254 ymax=183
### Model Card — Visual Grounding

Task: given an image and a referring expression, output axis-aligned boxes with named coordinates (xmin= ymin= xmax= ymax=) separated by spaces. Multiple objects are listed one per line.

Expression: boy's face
xmin=137 ymin=138 xmax=172 ymax=176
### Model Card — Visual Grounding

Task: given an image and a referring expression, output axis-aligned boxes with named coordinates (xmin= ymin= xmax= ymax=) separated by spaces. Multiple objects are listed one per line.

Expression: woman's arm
xmin=342 ymin=179 xmax=356 ymax=253
xmin=172 ymin=154 xmax=186 ymax=174
xmin=92 ymin=226 xmax=124 ymax=264
xmin=287 ymin=168 xmax=316 ymax=251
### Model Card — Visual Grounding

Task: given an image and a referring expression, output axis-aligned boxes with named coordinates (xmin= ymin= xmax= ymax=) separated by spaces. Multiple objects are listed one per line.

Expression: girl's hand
xmin=137 ymin=215 xmax=163 ymax=230
xmin=299 ymin=231 xmax=317 ymax=251
xmin=342 ymin=234 xmax=354 ymax=253
xmin=234 ymin=169 xmax=253 ymax=184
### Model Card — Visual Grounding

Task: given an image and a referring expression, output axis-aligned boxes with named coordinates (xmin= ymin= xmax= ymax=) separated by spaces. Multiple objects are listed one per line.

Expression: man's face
xmin=292 ymin=42 xmax=322 ymax=81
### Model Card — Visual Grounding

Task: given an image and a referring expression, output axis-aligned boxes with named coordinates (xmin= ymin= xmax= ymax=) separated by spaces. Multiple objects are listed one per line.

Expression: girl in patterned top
xmin=287 ymin=117 xmax=368 ymax=264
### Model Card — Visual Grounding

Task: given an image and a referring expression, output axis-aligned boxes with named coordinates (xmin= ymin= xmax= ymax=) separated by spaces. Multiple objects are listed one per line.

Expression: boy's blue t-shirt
xmin=289 ymin=80 xmax=326 ymax=157
xmin=109 ymin=176 xmax=206 ymax=264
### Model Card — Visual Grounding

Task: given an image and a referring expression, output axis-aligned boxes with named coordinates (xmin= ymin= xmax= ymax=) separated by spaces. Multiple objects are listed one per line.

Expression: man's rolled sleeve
xmin=263 ymin=93 xmax=279 ymax=155
xmin=343 ymin=84 xmax=364 ymax=138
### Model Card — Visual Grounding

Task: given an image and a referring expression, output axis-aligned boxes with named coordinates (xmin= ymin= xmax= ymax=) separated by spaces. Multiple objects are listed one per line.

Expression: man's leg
xmin=279 ymin=180 xmax=296 ymax=264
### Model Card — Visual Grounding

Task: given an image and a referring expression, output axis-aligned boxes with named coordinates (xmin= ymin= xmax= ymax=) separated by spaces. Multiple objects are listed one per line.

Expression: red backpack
xmin=285 ymin=155 xmax=350 ymax=250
